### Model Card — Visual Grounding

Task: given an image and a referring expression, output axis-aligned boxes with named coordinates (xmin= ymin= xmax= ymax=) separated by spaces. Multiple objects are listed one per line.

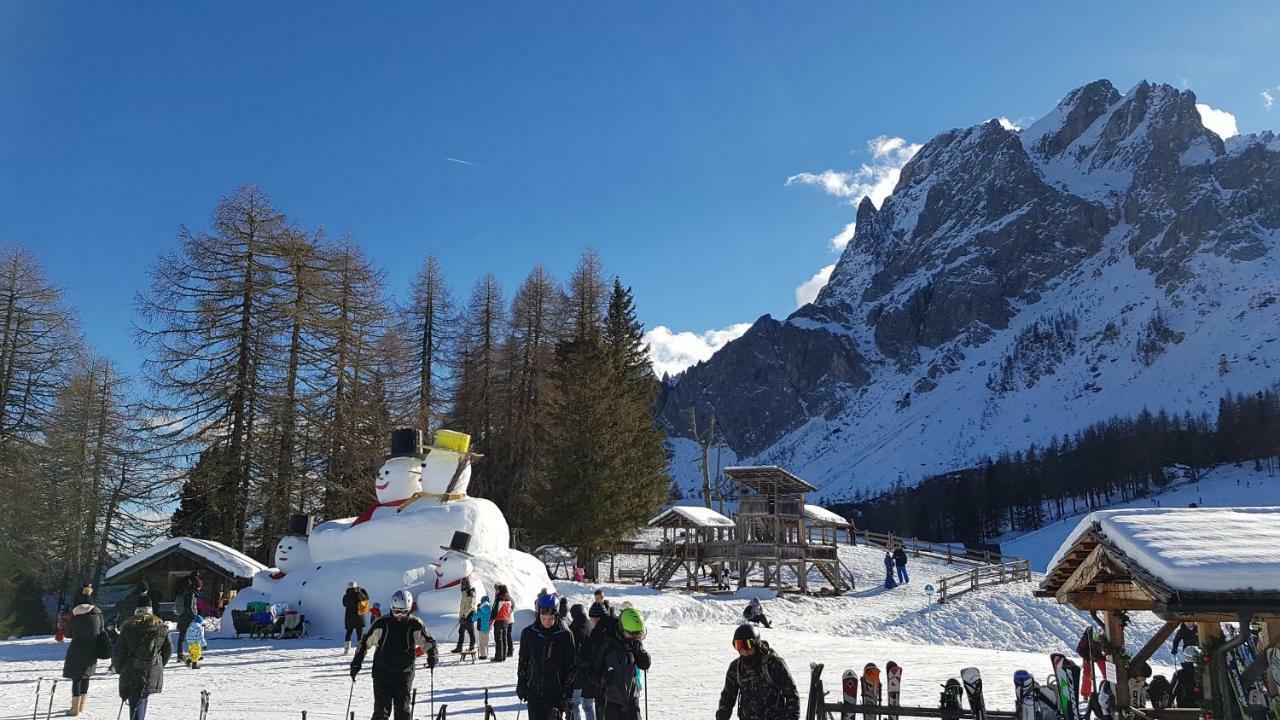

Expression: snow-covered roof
xmin=1047 ymin=507 xmax=1280 ymax=595
xmin=804 ymin=504 xmax=850 ymax=527
xmin=105 ymin=537 xmax=268 ymax=582
xmin=648 ymin=505 xmax=735 ymax=528
xmin=724 ymin=466 xmax=816 ymax=494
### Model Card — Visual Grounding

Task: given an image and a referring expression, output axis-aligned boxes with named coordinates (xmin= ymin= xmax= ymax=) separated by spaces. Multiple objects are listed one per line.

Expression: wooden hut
xmin=1038 ymin=507 xmax=1280 ymax=720
xmin=645 ymin=506 xmax=736 ymax=589
xmin=104 ymin=537 xmax=267 ymax=614
xmin=804 ymin=504 xmax=854 ymax=545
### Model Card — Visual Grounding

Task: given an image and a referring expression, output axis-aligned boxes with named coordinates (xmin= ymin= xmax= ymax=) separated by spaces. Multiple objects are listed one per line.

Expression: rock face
xmin=659 ymin=80 xmax=1280 ymax=497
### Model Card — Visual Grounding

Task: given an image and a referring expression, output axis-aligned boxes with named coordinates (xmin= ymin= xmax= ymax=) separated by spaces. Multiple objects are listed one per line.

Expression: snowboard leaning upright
xmin=886 ymin=661 xmax=902 ymax=720
xmin=962 ymin=667 xmax=987 ymax=720
xmin=843 ymin=668 xmax=860 ymax=720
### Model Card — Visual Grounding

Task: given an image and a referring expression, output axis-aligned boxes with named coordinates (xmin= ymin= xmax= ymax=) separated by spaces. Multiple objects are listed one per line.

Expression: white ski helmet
xmin=390 ymin=589 xmax=413 ymax=615
xmin=1181 ymin=646 xmax=1200 ymax=664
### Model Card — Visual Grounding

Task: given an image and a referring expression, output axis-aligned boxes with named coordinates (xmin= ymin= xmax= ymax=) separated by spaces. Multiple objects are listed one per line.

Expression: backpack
xmin=358 ymin=599 xmax=370 ymax=616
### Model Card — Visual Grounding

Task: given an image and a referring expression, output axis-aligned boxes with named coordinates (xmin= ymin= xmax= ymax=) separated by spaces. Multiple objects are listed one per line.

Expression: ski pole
xmin=345 ymin=678 xmax=356 ymax=720
xmin=430 ymin=666 xmax=435 ymax=718
xmin=44 ymin=680 xmax=57 ymax=720
xmin=115 ymin=698 xmax=124 ymax=720
xmin=32 ymin=677 xmax=42 ymax=720
xmin=411 ymin=688 xmax=418 ymax=720
xmin=644 ymin=669 xmax=649 ymax=720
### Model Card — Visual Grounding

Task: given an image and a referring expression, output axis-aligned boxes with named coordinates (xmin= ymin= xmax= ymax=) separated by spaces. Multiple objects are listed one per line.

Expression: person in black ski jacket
xmin=62 ymin=584 xmax=105 ymax=716
xmin=1169 ymin=648 xmax=1202 ymax=709
xmin=113 ymin=593 xmax=172 ymax=720
xmin=343 ymin=581 xmax=370 ymax=653
xmin=591 ymin=608 xmax=651 ymax=720
xmin=716 ymin=624 xmax=800 ymax=720
xmin=350 ymin=589 xmax=438 ymax=720
xmin=743 ymin=597 xmax=772 ymax=628
xmin=1170 ymin=622 xmax=1199 ymax=655
xmin=518 ymin=593 xmax=577 ymax=719
xmin=567 ymin=604 xmax=596 ymax=720
xmin=174 ymin=574 xmax=198 ymax=662
xmin=892 ymin=545 xmax=909 ymax=584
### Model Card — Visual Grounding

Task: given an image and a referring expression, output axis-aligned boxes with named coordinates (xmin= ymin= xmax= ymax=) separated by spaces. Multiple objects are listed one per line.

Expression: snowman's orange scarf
xmin=351 ymin=498 xmax=411 ymax=526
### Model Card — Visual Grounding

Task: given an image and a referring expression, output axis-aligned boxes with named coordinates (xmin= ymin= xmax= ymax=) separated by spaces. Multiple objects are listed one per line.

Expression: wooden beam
xmin=1129 ymin=621 xmax=1178 ymax=675
xmin=1056 ymin=545 xmax=1105 ymax=596
xmin=1197 ymin=622 xmax=1223 ymax=709
xmin=1056 ymin=592 xmax=1156 ymax=611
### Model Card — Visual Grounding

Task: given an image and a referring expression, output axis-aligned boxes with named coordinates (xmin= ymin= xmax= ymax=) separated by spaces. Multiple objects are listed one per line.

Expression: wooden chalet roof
xmin=724 ymin=465 xmax=816 ymax=495
xmin=648 ymin=505 xmax=735 ymax=529
xmin=1039 ymin=508 xmax=1280 ymax=617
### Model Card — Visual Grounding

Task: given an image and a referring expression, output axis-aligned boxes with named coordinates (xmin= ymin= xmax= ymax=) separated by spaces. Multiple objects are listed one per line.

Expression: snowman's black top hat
xmin=441 ymin=530 xmax=473 ymax=557
xmin=389 ymin=428 xmax=424 ymax=458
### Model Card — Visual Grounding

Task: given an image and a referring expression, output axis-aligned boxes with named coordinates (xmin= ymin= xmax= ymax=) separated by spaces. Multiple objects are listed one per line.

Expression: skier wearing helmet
xmin=350 ymin=589 xmax=439 ymax=720
xmin=715 ymin=624 xmax=800 ymax=720
xmin=1169 ymin=646 xmax=1203 ymax=708
xmin=591 ymin=606 xmax=651 ymax=720
xmin=517 ymin=592 xmax=578 ymax=719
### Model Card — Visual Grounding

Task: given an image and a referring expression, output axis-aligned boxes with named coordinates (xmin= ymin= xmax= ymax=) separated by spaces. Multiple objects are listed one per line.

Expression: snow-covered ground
xmin=1005 ymin=459 xmax=1280 ymax=571
xmin=0 ymin=543 xmax=1173 ymax=719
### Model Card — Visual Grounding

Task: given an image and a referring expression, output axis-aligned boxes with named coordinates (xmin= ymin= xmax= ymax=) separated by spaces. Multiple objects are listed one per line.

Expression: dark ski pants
xmin=748 ymin=612 xmax=772 ymax=628
xmin=346 ymin=626 xmax=365 ymax=644
xmin=371 ymin=671 xmax=413 ymax=720
xmin=528 ymin=699 xmax=566 ymax=720
xmin=492 ymin=621 xmax=511 ymax=661
xmin=176 ymin=616 xmax=192 ymax=658
xmin=454 ymin=617 xmax=475 ymax=651
xmin=598 ymin=700 xmax=640 ymax=720
xmin=896 ymin=564 xmax=909 ymax=583
xmin=127 ymin=695 xmax=149 ymax=720
xmin=502 ymin=621 xmax=514 ymax=658
xmin=70 ymin=679 xmax=90 ymax=695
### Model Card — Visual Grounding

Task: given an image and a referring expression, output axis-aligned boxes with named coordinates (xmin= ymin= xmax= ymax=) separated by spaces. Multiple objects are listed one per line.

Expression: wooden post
xmin=1198 ymin=622 xmax=1223 ymax=710
xmin=1104 ymin=611 xmax=1131 ymax=707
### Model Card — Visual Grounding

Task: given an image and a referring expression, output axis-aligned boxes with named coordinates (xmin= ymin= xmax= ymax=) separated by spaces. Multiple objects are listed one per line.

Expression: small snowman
xmin=272 ymin=535 xmax=311 ymax=577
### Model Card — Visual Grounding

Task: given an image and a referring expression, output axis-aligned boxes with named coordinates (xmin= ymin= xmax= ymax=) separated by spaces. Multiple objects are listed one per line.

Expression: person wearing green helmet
xmin=590 ymin=605 xmax=650 ymax=720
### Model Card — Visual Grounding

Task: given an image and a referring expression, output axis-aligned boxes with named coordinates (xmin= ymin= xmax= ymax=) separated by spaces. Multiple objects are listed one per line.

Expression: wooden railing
xmin=738 ymin=496 xmax=806 ymax=518
xmin=851 ymin=530 xmax=1017 ymax=566
xmin=937 ymin=559 xmax=1032 ymax=603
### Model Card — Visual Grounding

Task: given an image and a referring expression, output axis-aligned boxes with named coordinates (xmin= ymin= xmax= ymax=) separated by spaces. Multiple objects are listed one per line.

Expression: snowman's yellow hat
xmin=430 ymin=429 xmax=480 ymax=456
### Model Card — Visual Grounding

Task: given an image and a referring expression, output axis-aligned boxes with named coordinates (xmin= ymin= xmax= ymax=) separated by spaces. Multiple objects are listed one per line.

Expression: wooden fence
xmin=937 ymin=559 xmax=1032 ymax=603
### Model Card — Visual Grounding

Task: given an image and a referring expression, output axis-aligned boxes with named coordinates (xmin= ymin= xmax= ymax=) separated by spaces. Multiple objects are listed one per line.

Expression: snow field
xmin=0 ymin=542 xmax=1174 ymax=718
xmin=1005 ymin=459 xmax=1280 ymax=571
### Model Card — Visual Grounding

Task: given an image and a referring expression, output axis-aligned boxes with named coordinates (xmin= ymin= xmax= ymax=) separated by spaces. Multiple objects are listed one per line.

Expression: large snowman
xmin=222 ymin=428 xmax=551 ymax=638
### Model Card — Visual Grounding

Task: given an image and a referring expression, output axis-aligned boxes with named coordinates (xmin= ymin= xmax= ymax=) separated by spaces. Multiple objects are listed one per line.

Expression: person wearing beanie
xmin=475 ymin=595 xmax=493 ymax=660
xmin=567 ymin=603 xmax=597 ymax=720
xmin=113 ymin=596 xmax=172 ymax=720
xmin=62 ymin=584 xmax=104 ymax=716
xmin=342 ymin=580 xmax=370 ymax=654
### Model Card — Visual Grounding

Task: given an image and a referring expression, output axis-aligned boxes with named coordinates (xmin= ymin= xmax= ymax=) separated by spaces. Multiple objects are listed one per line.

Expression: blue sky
xmin=2 ymin=2 xmax=1277 ymax=377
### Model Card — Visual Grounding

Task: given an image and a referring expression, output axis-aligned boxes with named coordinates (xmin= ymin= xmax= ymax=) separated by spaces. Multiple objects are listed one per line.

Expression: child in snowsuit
xmin=743 ymin=597 xmax=772 ymax=628
xmin=475 ymin=596 xmax=493 ymax=660
xmin=883 ymin=552 xmax=898 ymax=589
xmin=184 ymin=614 xmax=208 ymax=669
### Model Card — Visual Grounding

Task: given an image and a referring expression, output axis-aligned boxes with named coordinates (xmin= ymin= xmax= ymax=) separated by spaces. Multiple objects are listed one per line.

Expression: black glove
xmin=349 ymin=659 xmax=360 ymax=679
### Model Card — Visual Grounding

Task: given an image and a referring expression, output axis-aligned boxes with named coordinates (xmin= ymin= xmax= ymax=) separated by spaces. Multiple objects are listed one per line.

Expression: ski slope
xmin=0 ymin=543 xmax=1171 ymax=719
xmin=1005 ymin=459 xmax=1280 ymax=571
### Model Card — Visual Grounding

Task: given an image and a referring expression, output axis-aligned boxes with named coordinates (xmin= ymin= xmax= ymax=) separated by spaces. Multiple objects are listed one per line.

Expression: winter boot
xmin=68 ymin=695 xmax=80 ymax=716
xmin=344 ymin=641 xmax=351 ymax=654
xmin=80 ymin=693 xmax=88 ymax=713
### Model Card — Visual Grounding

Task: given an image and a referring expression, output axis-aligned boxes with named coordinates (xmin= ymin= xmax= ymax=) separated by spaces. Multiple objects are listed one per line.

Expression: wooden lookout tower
xmin=724 ymin=465 xmax=849 ymax=593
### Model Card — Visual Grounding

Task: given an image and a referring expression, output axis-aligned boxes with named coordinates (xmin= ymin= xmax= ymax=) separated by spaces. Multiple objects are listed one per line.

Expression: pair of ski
xmin=841 ymin=661 xmax=901 ymax=720
xmin=1049 ymin=652 xmax=1116 ymax=720
xmin=1224 ymin=624 xmax=1270 ymax=720
xmin=1015 ymin=667 xmax=1069 ymax=720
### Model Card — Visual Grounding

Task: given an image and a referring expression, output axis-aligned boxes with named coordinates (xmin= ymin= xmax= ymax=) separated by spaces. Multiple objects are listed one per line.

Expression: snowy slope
xmin=1005 ymin=459 xmax=1280 ymax=571
xmin=1 ymin=538 xmax=1174 ymax=718
xmin=659 ymin=79 xmax=1280 ymax=500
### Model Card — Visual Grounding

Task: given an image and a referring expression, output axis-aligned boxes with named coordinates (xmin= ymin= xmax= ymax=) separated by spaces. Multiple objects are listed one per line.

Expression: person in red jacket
xmin=491 ymin=585 xmax=514 ymax=662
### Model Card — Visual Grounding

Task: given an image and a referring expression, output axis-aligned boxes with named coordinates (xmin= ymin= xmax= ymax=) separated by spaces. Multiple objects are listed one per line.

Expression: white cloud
xmin=828 ymin=221 xmax=859 ymax=252
xmin=1196 ymin=103 xmax=1238 ymax=139
xmin=795 ymin=264 xmax=835 ymax=308
xmin=1263 ymin=90 xmax=1276 ymax=110
xmin=997 ymin=116 xmax=1021 ymax=131
xmin=644 ymin=323 xmax=752 ymax=379
xmin=786 ymin=136 xmax=919 ymax=306
xmin=785 ymin=135 xmax=921 ymax=207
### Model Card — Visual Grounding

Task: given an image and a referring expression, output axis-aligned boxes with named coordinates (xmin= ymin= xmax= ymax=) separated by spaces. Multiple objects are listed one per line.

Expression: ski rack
xmin=807 ymin=665 xmax=1018 ymax=720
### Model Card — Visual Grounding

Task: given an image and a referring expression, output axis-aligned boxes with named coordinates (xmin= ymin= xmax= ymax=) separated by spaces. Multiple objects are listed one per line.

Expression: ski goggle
xmin=391 ymin=606 xmax=410 ymax=616
xmin=732 ymin=638 xmax=755 ymax=651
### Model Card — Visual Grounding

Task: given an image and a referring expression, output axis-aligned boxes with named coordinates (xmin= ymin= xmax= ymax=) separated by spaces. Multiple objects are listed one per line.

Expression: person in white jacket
xmin=452 ymin=579 xmax=478 ymax=653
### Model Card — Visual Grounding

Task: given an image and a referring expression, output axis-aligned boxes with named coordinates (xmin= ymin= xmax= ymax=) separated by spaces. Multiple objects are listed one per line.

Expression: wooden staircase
xmin=644 ymin=540 xmax=686 ymax=588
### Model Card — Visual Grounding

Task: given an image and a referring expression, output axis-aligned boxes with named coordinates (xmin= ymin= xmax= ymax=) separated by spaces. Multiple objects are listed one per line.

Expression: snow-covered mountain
xmin=659 ymin=80 xmax=1280 ymax=499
